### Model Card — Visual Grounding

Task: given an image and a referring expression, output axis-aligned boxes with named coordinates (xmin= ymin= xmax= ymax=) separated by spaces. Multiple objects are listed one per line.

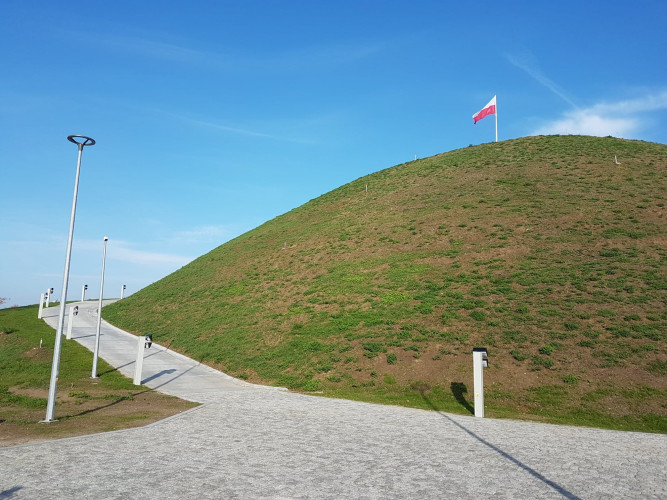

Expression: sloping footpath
xmin=0 ymin=303 xmax=665 ymax=499
xmin=38 ymin=301 xmax=273 ymax=401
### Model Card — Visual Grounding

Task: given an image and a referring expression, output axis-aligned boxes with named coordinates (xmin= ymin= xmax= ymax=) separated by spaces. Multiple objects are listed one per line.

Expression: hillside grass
xmin=104 ymin=135 xmax=666 ymax=432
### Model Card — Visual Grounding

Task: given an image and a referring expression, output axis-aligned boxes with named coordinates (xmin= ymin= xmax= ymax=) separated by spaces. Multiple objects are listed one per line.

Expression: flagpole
xmin=495 ymin=94 xmax=498 ymax=142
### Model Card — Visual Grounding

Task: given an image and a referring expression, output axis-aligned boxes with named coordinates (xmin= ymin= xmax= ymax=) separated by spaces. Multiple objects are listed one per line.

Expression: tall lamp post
xmin=44 ymin=135 xmax=95 ymax=423
xmin=91 ymin=236 xmax=109 ymax=378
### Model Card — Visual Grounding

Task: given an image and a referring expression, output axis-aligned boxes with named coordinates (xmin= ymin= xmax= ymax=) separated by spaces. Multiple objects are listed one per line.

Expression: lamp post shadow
xmin=420 ymin=389 xmax=581 ymax=499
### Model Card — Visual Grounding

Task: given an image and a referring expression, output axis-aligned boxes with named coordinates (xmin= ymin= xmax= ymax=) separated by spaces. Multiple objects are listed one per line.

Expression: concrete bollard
xmin=38 ymin=293 xmax=45 ymax=319
xmin=473 ymin=347 xmax=489 ymax=418
xmin=134 ymin=335 xmax=145 ymax=385
xmin=66 ymin=305 xmax=78 ymax=339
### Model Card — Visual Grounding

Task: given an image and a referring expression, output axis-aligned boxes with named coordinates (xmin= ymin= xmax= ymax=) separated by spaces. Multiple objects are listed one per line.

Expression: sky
xmin=1 ymin=0 xmax=666 ymax=308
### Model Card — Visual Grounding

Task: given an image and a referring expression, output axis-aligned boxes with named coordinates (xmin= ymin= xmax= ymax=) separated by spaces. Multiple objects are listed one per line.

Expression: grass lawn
xmin=0 ymin=305 xmax=198 ymax=447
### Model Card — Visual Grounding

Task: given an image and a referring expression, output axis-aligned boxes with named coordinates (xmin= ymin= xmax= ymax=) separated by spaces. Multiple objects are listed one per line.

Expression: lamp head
xmin=67 ymin=135 xmax=96 ymax=147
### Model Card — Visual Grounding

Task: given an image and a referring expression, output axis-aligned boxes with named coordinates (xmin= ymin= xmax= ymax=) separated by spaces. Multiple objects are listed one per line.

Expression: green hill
xmin=104 ymin=135 xmax=666 ymax=432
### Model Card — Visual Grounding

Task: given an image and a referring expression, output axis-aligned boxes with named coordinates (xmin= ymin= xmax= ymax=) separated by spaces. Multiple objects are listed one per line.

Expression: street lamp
xmin=44 ymin=135 xmax=95 ymax=423
xmin=91 ymin=236 xmax=108 ymax=378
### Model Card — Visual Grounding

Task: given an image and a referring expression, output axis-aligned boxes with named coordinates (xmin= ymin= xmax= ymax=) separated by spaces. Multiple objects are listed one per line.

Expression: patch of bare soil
xmin=0 ymin=386 xmax=199 ymax=448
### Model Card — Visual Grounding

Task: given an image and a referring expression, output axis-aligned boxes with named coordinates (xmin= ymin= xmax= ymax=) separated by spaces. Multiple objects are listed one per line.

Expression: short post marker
xmin=66 ymin=305 xmax=78 ymax=340
xmin=134 ymin=335 xmax=145 ymax=385
xmin=473 ymin=347 xmax=489 ymax=418
xmin=38 ymin=293 xmax=45 ymax=319
xmin=134 ymin=334 xmax=153 ymax=385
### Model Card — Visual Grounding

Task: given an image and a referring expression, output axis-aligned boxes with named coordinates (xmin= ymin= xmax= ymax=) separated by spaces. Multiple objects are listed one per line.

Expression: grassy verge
xmin=317 ymin=383 xmax=666 ymax=434
xmin=0 ymin=305 xmax=198 ymax=447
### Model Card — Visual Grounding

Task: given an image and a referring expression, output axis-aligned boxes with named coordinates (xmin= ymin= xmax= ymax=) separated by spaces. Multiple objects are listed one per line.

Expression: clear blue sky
xmin=2 ymin=1 xmax=666 ymax=307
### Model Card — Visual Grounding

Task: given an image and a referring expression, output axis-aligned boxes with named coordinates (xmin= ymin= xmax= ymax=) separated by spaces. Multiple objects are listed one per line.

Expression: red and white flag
xmin=473 ymin=95 xmax=496 ymax=124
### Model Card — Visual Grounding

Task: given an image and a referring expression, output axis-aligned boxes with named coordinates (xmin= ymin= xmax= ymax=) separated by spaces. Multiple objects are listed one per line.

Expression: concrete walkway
xmin=38 ymin=301 xmax=265 ymax=400
xmin=0 ymin=304 xmax=665 ymax=499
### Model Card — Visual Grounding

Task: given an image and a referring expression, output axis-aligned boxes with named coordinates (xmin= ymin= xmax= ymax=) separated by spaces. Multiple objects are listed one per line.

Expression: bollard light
xmin=44 ymin=135 xmax=95 ymax=423
xmin=38 ymin=293 xmax=45 ymax=319
xmin=66 ymin=305 xmax=78 ymax=340
xmin=134 ymin=334 xmax=154 ymax=385
xmin=473 ymin=347 xmax=489 ymax=418
xmin=134 ymin=334 xmax=146 ymax=385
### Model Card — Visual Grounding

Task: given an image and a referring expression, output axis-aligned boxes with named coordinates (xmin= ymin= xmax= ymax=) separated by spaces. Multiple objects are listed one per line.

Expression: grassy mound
xmin=104 ymin=135 xmax=666 ymax=432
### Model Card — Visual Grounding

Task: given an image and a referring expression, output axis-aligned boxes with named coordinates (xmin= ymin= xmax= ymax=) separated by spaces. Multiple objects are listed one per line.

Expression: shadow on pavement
xmin=142 ymin=369 xmax=177 ymax=384
xmin=151 ymin=364 xmax=198 ymax=391
xmin=71 ymin=333 xmax=102 ymax=340
xmin=97 ymin=348 xmax=164 ymax=376
xmin=422 ymin=394 xmax=581 ymax=500
xmin=0 ymin=486 xmax=23 ymax=499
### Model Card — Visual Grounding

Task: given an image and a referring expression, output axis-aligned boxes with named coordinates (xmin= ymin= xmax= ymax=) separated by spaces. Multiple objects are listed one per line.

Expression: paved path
xmin=1 ymin=304 xmax=665 ymax=499
xmin=38 ymin=301 xmax=262 ymax=400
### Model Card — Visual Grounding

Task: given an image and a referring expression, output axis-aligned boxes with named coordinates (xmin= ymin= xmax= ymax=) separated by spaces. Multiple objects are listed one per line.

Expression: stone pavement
xmin=0 ymin=304 xmax=665 ymax=499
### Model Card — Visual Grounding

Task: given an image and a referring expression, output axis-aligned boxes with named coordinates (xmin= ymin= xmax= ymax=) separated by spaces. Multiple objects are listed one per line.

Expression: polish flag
xmin=473 ymin=95 xmax=496 ymax=124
